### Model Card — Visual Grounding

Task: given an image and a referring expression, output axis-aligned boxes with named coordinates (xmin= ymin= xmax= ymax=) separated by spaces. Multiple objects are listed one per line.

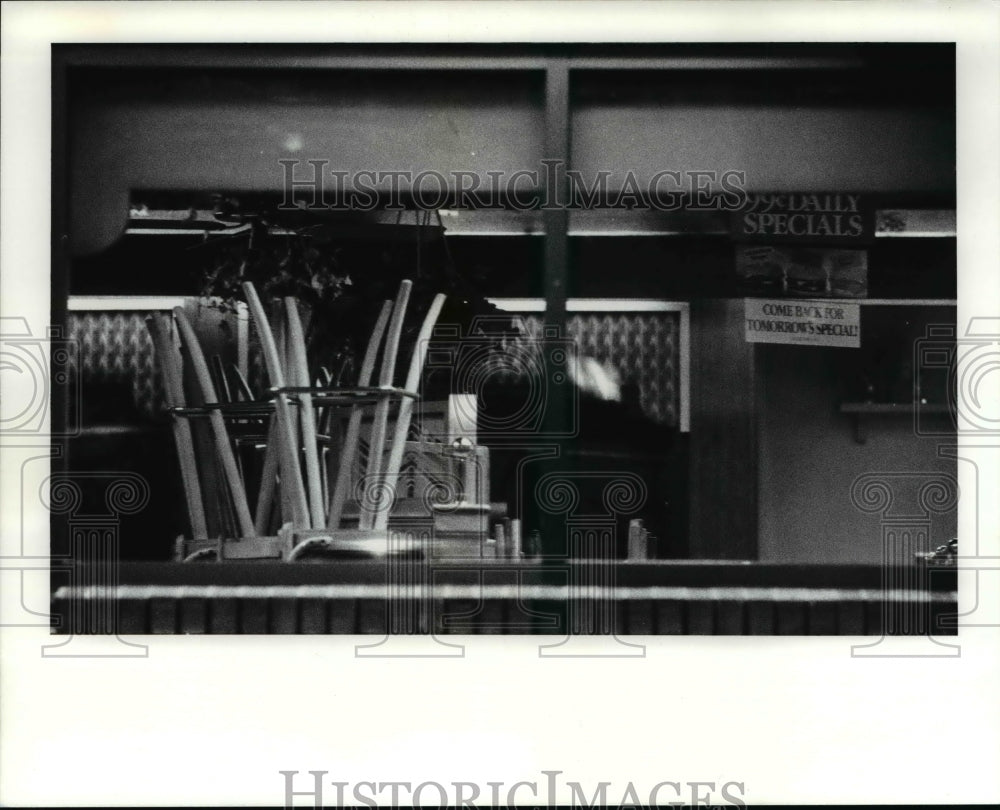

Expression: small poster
xmin=745 ymin=298 xmax=861 ymax=348
xmin=736 ymin=245 xmax=868 ymax=298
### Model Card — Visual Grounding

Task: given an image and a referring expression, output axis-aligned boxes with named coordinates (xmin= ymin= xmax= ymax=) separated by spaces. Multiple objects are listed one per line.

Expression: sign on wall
xmin=744 ymin=298 xmax=861 ymax=348
xmin=736 ymin=245 xmax=868 ymax=298
xmin=732 ymin=193 xmax=871 ymax=300
xmin=731 ymin=193 xmax=874 ymax=244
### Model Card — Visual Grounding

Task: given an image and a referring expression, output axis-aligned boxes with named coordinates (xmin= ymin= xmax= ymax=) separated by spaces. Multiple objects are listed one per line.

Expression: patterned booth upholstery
xmin=64 ymin=310 xmax=179 ymax=561
xmin=67 ymin=311 xmax=167 ymax=423
xmin=66 ymin=308 xmax=683 ymax=428
xmin=504 ymin=312 xmax=681 ymax=426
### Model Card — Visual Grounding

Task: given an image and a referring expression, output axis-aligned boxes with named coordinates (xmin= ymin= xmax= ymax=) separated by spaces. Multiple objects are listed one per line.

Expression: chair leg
xmin=375 ymin=293 xmax=447 ymax=532
xmin=327 ymin=300 xmax=393 ymax=530
xmin=146 ymin=314 xmax=209 ymax=541
xmin=359 ymin=281 xmax=411 ymax=530
xmin=242 ymin=282 xmax=311 ymax=530
xmin=254 ymin=414 xmax=280 ymax=535
xmin=285 ymin=297 xmax=325 ymax=528
xmin=225 ymin=363 xmax=256 ymax=403
xmin=276 ymin=306 xmax=304 ymax=504
xmin=173 ymin=307 xmax=256 ymax=538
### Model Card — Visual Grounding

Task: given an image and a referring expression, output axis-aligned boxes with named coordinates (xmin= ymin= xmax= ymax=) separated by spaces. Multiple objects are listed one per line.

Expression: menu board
xmin=731 ymin=193 xmax=871 ymax=298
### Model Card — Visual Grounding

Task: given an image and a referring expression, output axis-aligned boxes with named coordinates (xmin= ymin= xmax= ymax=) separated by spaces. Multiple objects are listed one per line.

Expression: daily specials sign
xmin=732 ymin=193 xmax=873 ymax=244
xmin=745 ymin=298 xmax=861 ymax=348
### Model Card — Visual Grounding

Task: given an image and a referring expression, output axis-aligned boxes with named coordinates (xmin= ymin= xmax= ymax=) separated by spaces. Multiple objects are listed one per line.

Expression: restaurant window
xmin=49 ymin=43 xmax=958 ymax=636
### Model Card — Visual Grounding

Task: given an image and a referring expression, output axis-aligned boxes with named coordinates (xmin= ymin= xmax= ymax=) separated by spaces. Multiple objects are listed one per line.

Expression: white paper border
xmin=2 ymin=2 xmax=998 ymax=806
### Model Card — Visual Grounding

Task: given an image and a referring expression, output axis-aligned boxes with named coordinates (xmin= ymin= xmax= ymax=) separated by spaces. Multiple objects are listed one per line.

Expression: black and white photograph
xmin=1 ymin=2 xmax=998 ymax=807
xmin=49 ymin=40 xmax=960 ymax=636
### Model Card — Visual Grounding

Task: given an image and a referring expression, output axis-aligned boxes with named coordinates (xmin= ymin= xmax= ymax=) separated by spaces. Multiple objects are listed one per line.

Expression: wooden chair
xmin=148 ymin=309 xmax=277 ymax=560
xmin=244 ymin=279 xmax=446 ymax=559
xmin=152 ymin=297 xmax=309 ymax=557
xmin=151 ymin=280 xmax=445 ymax=560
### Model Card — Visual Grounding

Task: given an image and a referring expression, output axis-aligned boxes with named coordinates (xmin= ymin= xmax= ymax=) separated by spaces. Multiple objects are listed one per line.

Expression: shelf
xmin=840 ymin=402 xmax=950 ymax=414
xmin=125 ymin=206 xmax=958 ymax=239
xmin=839 ymin=402 xmax=952 ymax=443
xmin=852 ymin=299 xmax=956 ymax=306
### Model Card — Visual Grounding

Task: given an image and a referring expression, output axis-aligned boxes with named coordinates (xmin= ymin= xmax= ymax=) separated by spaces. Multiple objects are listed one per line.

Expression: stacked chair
xmin=147 ymin=279 xmax=447 ymax=561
